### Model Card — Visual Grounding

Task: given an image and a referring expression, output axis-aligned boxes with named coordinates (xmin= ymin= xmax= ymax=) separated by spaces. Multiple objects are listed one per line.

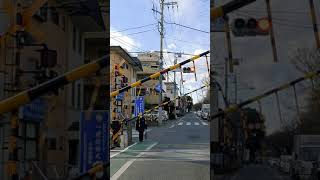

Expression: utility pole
xmin=173 ymin=54 xmax=177 ymax=118
xmin=153 ymin=0 xmax=177 ymax=124
xmin=225 ymin=57 xmax=229 ymax=104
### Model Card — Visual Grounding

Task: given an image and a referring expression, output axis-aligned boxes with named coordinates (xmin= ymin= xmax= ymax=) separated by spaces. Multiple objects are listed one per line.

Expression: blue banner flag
xmin=80 ymin=111 xmax=108 ymax=173
xmin=134 ymin=96 xmax=145 ymax=117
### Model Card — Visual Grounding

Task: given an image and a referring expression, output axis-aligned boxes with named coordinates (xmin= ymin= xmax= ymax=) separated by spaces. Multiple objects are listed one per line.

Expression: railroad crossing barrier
xmin=110 ymin=51 xmax=210 ymax=98
xmin=0 ymin=55 xmax=109 ymax=115
xmin=211 ymin=0 xmax=257 ymax=21
xmin=210 ymin=70 xmax=320 ymax=120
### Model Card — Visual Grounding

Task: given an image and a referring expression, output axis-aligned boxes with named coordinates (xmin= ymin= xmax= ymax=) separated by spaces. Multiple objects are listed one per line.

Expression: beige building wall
xmin=110 ymin=51 xmax=137 ymax=120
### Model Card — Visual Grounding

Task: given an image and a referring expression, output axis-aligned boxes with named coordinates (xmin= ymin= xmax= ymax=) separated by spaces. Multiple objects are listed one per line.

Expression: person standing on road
xmin=136 ymin=113 xmax=147 ymax=142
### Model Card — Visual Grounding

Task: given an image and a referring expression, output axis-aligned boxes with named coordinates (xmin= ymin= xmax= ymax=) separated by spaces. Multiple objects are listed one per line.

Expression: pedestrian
xmin=136 ymin=113 xmax=147 ymax=142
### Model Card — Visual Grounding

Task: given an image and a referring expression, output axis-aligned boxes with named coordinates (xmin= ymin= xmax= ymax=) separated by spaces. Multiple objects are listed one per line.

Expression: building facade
xmin=110 ymin=46 xmax=143 ymax=121
xmin=0 ymin=0 xmax=106 ymax=179
xmin=136 ymin=52 xmax=165 ymax=109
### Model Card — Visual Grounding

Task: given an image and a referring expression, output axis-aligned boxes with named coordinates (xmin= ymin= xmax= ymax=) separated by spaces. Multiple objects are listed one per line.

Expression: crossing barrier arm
xmin=211 ymin=70 xmax=320 ymax=119
xmin=0 ymin=55 xmax=109 ymax=114
xmin=211 ymin=0 xmax=257 ymax=21
xmin=110 ymin=51 xmax=210 ymax=98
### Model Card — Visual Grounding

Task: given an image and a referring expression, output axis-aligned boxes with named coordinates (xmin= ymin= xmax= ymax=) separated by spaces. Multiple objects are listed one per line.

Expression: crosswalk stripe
xmin=202 ymin=122 xmax=208 ymax=126
xmin=178 ymin=122 xmax=183 ymax=125
xmin=194 ymin=122 xmax=199 ymax=125
xmin=186 ymin=122 xmax=191 ymax=126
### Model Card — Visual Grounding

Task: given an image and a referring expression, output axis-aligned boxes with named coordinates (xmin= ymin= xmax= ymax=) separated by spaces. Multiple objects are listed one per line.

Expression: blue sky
xmin=110 ymin=0 xmax=210 ymax=103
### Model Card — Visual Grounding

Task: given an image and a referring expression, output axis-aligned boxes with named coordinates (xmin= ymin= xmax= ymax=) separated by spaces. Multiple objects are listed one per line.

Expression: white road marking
xmin=186 ymin=122 xmax=191 ymax=126
xmin=194 ymin=122 xmax=200 ymax=125
xmin=111 ymin=142 xmax=158 ymax=180
xmin=169 ymin=125 xmax=175 ymax=128
xmin=202 ymin=122 xmax=208 ymax=126
xmin=110 ymin=142 xmax=137 ymax=158
xmin=178 ymin=122 xmax=183 ymax=125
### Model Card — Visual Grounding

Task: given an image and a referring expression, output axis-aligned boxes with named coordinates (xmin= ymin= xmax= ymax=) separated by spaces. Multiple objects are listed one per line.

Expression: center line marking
xmin=111 ymin=142 xmax=158 ymax=180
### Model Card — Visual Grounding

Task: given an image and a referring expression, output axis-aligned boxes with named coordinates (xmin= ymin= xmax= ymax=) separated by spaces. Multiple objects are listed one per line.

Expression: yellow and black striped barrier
xmin=0 ymin=55 xmax=109 ymax=115
xmin=211 ymin=70 xmax=320 ymax=119
xmin=110 ymin=51 xmax=210 ymax=98
xmin=211 ymin=0 xmax=257 ymax=21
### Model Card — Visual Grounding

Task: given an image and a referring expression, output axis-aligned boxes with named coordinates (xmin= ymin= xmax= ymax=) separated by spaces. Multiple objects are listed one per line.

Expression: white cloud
xmin=168 ymin=43 xmax=177 ymax=49
xmin=110 ymin=28 xmax=141 ymax=51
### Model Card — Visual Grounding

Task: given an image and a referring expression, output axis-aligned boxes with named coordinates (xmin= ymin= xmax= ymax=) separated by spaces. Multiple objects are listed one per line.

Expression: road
xmin=214 ymin=163 xmax=290 ymax=180
xmin=110 ymin=112 xmax=210 ymax=180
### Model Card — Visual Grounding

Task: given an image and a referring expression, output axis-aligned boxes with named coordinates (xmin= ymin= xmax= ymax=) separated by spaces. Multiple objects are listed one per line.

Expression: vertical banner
xmin=134 ymin=96 xmax=145 ymax=117
xmin=80 ymin=111 xmax=108 ymax=173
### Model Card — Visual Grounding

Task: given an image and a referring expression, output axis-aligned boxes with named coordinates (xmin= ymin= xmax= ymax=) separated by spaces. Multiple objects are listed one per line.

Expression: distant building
xmin=136 ymin=52 xmax=166 ymax=108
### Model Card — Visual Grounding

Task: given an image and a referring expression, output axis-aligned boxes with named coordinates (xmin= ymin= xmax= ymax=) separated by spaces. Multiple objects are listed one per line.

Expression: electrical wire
xmin=114 ymin=23 xmax=157 ymax=33
xmin=111 ymin=29 xmax=157 ymax=38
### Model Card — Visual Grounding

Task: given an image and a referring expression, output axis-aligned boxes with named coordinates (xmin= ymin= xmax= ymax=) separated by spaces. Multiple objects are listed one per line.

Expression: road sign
xmin=80 ymin=111 xmax=108 ymax=173
xmin=19 ymin=97 xmax=47 ymax=122
xmin=211 ymin=17 xmax=226 ymax=32
xmin=134 ymin=96 xmax=145 ymax=116
xmin=115 ymin=92 xmax=124 ymax=101
xmin=155 ymin=83 xmax=163 ymax=93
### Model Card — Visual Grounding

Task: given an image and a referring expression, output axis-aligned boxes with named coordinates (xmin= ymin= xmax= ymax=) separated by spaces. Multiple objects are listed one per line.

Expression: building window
xmin=47 ymin=138 xmax=57 ymax=150
xmin=72 ymin=82 xmax=75 ymax=107
xmin=51 ymin=8 xmax=59 ymax=26
xmin=77 ymin=84 xmax=81 ymax=109
xmin=78 ymin=32 xmax=82 ymax=54
xmin=69 ymin=140 xmax=78 ymax=165
xmin=24 ymin=123 xmax=38 ymax=160
xmin=62 ymin=16 xmax=66 ymax=31
xmin=33 ymin=3 xmax=48 ymax=22
xmin=73 ymin=26 xmax=77 ymax=51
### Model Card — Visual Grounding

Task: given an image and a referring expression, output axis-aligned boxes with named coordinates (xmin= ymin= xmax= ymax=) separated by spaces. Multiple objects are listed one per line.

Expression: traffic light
xmin=183 ymin=67 xmax=195 ymax=73
xmin=232 ymin=17 xmax=270 ymax=37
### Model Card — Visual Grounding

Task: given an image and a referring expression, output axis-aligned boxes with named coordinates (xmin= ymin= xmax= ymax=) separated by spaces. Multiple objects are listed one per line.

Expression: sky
xmin=110 ymin=0 xmax=210 ymax=104
xmin=111 ymin=0 xmax=320 ymax=133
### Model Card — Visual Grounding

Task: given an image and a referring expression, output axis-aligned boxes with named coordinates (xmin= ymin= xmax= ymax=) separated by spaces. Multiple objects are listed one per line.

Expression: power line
xmin=165 ymin=21 xmax=209 ymax=33
xmin=113 ymin=23 xmax=157 ymax=33
xmin=111 ymin=29 xmax=157 ymax=38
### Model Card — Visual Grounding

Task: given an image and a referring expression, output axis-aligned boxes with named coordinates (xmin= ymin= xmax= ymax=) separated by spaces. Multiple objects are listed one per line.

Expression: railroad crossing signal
xmin=232 ymin=17 xmax=271 ymax=37
xmin=183 ymin=67 xmax=195 ymax=73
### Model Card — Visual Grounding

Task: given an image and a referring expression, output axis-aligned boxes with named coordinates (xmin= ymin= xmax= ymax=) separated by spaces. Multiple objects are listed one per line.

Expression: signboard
xmin=20 ymin=98 xmax=47 ymax=122
xmin=80 ymin=111 xmax=108 ymax=173
xmin=134 ymin=96 xmax=144 ymax=117
xmin=155 ymin=83 xmax=163 ymax=93
xmin=211 ymin=17 xmax=226 ymax=32
xmin=115 ymin=92 xmax=124 ymax=101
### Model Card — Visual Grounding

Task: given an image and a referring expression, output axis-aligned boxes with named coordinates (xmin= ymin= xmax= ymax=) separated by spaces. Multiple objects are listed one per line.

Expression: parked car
xmin=201 ymin=111 xmax=209 ymax=120
xmin=149 ymin=110 xmax=168 ymax=121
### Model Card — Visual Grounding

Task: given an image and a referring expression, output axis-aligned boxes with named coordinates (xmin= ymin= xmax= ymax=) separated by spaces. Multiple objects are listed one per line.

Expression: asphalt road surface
xmin=217 ymin=164 xmax=290 ymax=180
xmin=110 ymin=112 xmax=210 ymax=180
